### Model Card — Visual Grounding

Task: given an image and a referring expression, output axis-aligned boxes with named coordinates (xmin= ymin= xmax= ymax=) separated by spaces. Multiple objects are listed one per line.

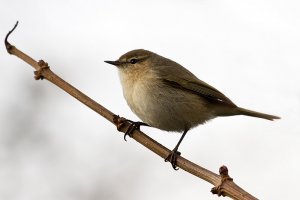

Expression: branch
xmin=5 ymin=22 xmax=258 ymax=200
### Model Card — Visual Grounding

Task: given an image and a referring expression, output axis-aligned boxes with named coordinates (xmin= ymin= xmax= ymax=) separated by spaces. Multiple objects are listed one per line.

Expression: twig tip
xmin=5 ymin=21 xmax=19 ymax=53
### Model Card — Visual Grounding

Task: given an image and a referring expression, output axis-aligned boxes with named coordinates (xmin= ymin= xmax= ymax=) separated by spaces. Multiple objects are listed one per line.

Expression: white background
xmin=1 ymin=0 xmax=299 ymax=199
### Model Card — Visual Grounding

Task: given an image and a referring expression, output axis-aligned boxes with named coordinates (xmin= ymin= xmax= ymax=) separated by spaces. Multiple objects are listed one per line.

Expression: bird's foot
xmin=165 ymin=149 xmax=181 ymax=170
xmin=113 ymin=115 xmax=149 ymax=141
xmin=123 ymin=120 xmax=149 ymax=141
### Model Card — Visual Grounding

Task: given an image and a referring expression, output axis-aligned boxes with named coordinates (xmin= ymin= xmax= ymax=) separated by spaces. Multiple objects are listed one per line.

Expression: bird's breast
xmin=118 ymin=69 xmax=214 ymax=132
xmin=118 ymin=68 xmax=158 ymax=115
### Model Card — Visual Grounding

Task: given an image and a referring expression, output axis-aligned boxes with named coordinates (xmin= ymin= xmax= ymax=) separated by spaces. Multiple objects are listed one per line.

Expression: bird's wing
xmin=156 ymin=64 xmax=236 ymax=107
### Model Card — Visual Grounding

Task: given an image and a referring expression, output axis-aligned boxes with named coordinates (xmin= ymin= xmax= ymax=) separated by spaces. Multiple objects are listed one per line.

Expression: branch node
xmin=113 ymin=114 xmax=131 ymax=140
xmin=113 ymin=115 xmax=124 ymax=130
xmin=34 ymin=60 xmax=50 ymax=80
xmin=211 ymin=165 xmax=233 ymax=197
xmin=5 ymin=21 xmax=19 ymax=54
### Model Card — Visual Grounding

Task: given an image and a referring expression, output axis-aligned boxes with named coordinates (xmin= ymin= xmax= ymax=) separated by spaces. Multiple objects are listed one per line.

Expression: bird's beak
xmin=104 ymin=60 xmax=122 ymax=67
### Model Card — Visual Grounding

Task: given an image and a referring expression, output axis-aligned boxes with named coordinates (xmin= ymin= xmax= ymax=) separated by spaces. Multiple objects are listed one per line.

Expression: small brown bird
xmin=105 ymin=49 xmax=280 ymax=169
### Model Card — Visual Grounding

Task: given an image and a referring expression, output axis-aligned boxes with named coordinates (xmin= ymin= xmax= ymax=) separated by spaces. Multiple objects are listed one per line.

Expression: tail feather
xmin=237 ymin=107 xmax=280 ymax=121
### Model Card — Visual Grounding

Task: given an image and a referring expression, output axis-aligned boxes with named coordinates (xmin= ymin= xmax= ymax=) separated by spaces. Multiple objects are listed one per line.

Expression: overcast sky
xmin=1 ymin=1 xmax=300 ymax=200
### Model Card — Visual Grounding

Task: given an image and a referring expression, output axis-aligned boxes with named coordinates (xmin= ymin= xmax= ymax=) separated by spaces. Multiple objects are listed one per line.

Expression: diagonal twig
xmin=5 ymin=22 xmax=258 ymax=200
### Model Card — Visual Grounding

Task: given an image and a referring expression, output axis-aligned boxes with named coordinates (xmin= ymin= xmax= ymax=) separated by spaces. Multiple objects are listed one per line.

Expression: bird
xmin=104 ymin=49 xmax=280 ymax=169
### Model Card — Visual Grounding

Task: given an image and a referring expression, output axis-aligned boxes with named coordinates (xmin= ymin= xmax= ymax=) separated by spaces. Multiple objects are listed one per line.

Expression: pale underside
xmin=118 ymin=66 xmax=234 ymax=132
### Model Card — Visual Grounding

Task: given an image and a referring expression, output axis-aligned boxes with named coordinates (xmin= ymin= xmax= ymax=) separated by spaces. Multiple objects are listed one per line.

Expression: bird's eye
xmin=130 ymin=58 xmax=138 ymax=64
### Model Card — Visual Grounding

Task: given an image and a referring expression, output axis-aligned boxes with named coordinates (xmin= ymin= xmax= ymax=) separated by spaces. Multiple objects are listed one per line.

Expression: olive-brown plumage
xmin=105 ymin=49 xmax=280 ymax=169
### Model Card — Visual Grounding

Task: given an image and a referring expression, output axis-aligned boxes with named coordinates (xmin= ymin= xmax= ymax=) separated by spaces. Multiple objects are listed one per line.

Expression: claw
xmin=112 ymin=115 xmax=149 ymax=141
xmin=165 ymin=149 xmax=181 ymax=170
xmin=124 ymin=123 xmax=135 ymax=141
xmin=123 ymin=121 xmax=149 ymax=141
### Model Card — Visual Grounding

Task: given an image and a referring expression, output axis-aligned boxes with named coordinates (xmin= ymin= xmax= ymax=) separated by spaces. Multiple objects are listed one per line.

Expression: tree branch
xmin=5 ymin=22 xmax=258 ymax=200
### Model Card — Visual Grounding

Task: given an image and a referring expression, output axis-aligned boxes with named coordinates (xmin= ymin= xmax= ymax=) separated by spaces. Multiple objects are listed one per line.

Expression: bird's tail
xmin=237 ymin=107 xmax=280 ymax=121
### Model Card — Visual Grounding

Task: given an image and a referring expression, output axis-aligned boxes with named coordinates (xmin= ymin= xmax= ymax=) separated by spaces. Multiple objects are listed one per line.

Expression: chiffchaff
xmin=105 ymin=49 xmax=279 ymax=169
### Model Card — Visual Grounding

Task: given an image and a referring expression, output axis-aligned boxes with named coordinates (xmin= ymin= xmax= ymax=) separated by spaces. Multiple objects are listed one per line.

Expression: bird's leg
xmin=113 ymin=115 xmax=149 ymax=141
xmin=165 ymin=128 xmax=189 ymax=170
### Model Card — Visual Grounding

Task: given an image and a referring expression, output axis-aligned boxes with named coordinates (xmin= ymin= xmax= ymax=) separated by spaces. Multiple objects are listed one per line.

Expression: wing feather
xmin=155 ymin=63 xmax=236 ymax=107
